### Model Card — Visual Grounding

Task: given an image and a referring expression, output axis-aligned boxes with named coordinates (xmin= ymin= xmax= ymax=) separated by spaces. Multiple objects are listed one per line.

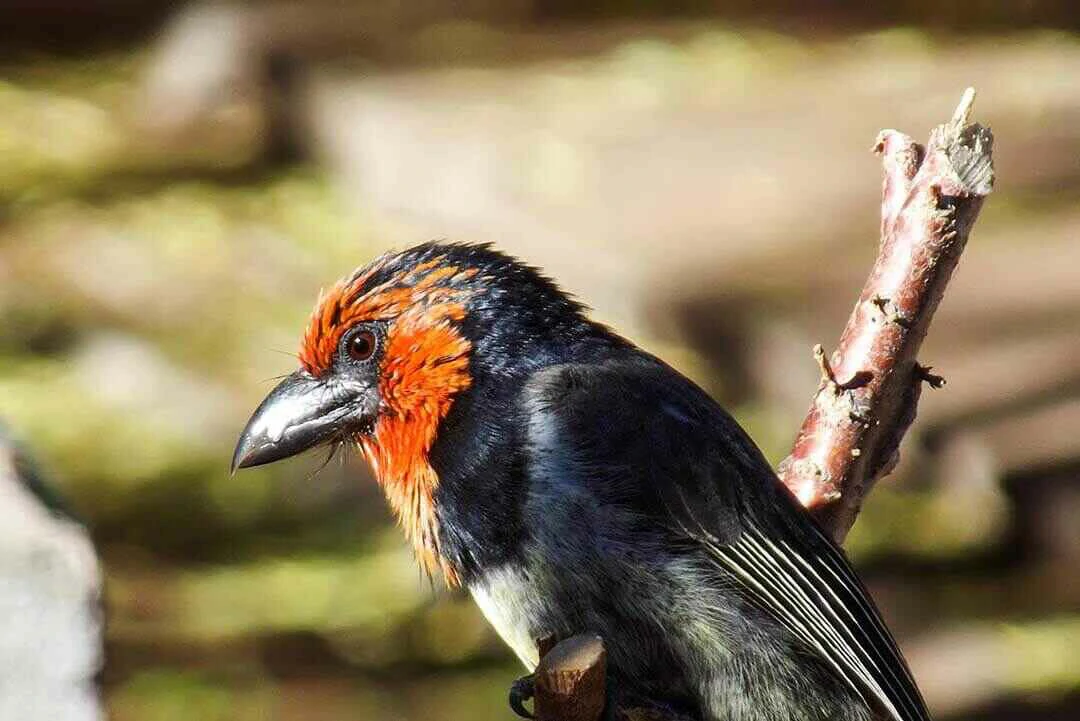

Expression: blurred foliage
xmin=0 ymin=166 xmax=376 ymax=557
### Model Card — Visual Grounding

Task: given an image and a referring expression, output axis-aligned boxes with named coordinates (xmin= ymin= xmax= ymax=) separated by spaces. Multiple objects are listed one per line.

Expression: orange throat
xmin=358 ymin=307 xmax=472 ymax=588
xmin=298 ymin=252 xmax=480 ymax=588
xmin=358 ymin=420 xmax=458 ymax=587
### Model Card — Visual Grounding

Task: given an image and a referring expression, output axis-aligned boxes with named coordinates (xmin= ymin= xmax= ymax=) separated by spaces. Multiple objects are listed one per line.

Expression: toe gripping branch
xmin=509 ymin=635 xmax=605 ymax=721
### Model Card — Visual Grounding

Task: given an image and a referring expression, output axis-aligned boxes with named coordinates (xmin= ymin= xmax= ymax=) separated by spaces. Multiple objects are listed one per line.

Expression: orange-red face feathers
xmin=235 ymin=242 xmax=595 ymax=586
xmin=298 ymin=249 xmax=483 ymax=585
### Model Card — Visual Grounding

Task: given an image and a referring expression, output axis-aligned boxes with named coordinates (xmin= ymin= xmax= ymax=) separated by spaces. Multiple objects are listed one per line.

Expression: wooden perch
xmin=526 ymin=634 xmax=697 ymax=721
xmin=777 ymin=87 xmax=994 ymax=543
xmin=532 ymin=635 xmax=607 ymax=721
xmin=520 ymin=89 xmax=995 ymax=720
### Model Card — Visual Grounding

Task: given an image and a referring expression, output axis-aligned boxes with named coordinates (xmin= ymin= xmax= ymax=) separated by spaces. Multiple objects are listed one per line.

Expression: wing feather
xmin=722 ymin=528 xmax=916 ymax=721
xmin=528 ymin=359 xmax=932 ymax=721
xmin=684 ymin=487 xmax=930 ymax=721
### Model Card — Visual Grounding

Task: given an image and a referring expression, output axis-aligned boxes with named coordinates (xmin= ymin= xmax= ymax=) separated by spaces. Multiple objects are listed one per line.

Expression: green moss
xmin=110 ymin=668 xmax=274 ymax=721
xmin=846 ymin=482 xmax=1008 ymax=562
xmin=1002 ymin=617 xmax=1080 ymax=693
xmin=106 ymin=533 xmax=429 ymax=643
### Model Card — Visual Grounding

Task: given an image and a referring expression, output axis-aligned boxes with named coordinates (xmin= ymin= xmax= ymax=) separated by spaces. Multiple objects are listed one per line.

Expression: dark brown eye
xmin=346 ymin=329 xmax=377 ymax=362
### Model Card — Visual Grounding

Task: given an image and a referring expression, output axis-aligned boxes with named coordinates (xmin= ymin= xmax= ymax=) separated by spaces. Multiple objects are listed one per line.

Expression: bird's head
xmin=232 ymin=242 xmax=597 ymax=581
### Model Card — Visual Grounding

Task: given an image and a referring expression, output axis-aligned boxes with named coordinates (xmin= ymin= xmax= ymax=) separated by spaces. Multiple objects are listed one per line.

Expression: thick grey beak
xmin=231 ymin=371 xmax=375 ymax=472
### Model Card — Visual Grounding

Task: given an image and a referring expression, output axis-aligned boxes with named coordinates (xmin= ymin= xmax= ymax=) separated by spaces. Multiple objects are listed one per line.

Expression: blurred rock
xmin=139 ymin=2 xmax=254 ymax=139
xmin=72 ymin=332 xmax=236 ymax=449
xmin=137 ymin=0 xmax=535 ymax=161
xmin=0 ymin=424 xmax=103 ymax=721
xmin=1010 ymin=464 xmax=1080 ymax=565
xmin=906 ymin=618 xmax=1080 ymax=718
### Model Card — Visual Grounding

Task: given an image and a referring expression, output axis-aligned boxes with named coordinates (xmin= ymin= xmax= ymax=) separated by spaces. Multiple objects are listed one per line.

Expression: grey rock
xmin=0 ymin=424 xmax=103 ymax=721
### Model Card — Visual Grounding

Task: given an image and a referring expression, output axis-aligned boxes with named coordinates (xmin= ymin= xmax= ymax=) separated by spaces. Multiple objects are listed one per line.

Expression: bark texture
xmin=777 ymin=88 xmax=994 ymax=542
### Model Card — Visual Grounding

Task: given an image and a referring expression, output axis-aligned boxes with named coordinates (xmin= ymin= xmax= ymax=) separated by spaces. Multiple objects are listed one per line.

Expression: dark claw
xmin=509 ymin=674 xmax=536 ymax=719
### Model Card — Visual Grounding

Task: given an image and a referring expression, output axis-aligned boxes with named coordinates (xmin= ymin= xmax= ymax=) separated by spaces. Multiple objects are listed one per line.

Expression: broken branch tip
xmin=952 ymin=87 xmax=976 ymax=126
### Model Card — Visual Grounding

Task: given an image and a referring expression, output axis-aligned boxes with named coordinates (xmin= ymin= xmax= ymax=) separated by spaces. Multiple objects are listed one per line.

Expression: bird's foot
xmin=509 ymin=673 xmax=536 ymax=718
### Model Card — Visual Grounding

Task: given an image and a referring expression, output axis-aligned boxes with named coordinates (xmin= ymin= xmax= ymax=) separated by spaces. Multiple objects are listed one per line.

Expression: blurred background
xmin=1 ymin=2 xmax=1078 ymax=720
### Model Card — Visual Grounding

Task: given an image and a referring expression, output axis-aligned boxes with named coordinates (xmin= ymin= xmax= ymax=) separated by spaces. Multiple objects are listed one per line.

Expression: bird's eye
xmin=346 ymin=329 xmax=378 ymax=362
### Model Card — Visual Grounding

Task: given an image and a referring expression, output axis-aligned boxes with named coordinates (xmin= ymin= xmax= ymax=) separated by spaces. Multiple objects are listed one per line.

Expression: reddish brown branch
xmin=778 ymin=88 xmax=995 ymax=542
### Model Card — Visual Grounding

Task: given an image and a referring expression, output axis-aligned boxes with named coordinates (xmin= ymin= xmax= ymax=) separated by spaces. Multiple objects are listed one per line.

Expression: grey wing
xmin=687 ymin=511 xmax=931 ymax=721
xmin=653 ymin=397 xmax=933 ymax=721
xmin=530 ymin=358 xmax=932 ymax=721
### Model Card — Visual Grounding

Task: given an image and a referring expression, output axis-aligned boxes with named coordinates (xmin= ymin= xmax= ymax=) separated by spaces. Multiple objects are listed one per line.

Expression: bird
xmin=233 ymin=241 xmax=931 ymax=721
